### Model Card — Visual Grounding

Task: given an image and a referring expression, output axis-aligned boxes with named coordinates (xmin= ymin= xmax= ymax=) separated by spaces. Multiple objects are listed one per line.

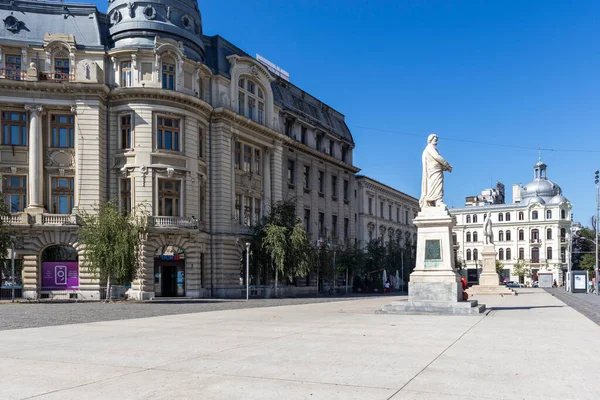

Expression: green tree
xmin=512 ymin=260 xmax=529 ymax=280
xmin=580 ymin=253 xmax=596 ymax=275
xmin=0 ymin=196 xmax=15 ymax=284
xmin=78 ymin=200 xmax=149 ymax=300
xmin=495 ymin=260 xmax=504 ymax=275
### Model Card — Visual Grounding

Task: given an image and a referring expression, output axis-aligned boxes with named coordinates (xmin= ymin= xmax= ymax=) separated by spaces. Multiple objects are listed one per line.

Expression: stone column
xmin=271 ymin=142 xmax=283 ymax=203
xmin=263 ymin=149 xmax=271 ymax=215
xmin=25 ymin=105 xmax=44 ymax=214
xmin=231 ymin=135 xmax=237 ymax=221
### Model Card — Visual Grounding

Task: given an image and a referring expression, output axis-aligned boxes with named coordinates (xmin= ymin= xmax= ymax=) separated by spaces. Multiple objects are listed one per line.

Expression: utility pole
xmin=245 ymin=242 xmax=250 ymax=301
xmin=594 ymin=170 xmax=600 ymax=296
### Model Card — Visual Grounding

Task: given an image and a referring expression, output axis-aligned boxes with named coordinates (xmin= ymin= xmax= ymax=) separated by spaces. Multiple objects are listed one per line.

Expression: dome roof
xmin=107 ymin=0 xmax=205 ymax=61
xmin=547 ymin=194 xmax=569 ymax=205
xmin=520 ymin=160 xmax=563 ymax=203
xmin=524 ymin=195 xmax=546 ymax=205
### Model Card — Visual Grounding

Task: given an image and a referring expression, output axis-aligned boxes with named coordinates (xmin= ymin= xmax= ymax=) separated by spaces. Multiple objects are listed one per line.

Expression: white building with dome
xmin=450 ymin=160 xmax=572 ymax=286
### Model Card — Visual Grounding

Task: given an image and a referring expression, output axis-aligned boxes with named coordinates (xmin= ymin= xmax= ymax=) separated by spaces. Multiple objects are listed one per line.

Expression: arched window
xmin=506 ymin=230 xmax=511 ymax=241
xmin=547 ymin=247 xmax=553 ymax=260
xmin=498 ymin=213 xmax=504 ymax=222
xmin=519 ymin=247 xmax=524 ymax=260
xmin=532 ymin=211 xmax=538 ymax=220
xmin=466 ymin=215 xmax=471 ymax=223
xmin=466 ymin=232 xmax=471 ymax=242
xmin=473 ymin=249 xmax=478 ymax=261
xmin=473 ymin=214 xmax=478 ymax=223
xmin=560 ymin=228 xmax=566 ymax=239
xmin=506 ymin=248 xmax=512 ymax=260
xmin=546 ymin=228 xmax=552 ymax=240
xmin=561 ymin=209 xmax=566 ymax=219
xmin=238 ymin=77 xmax=265 ymax=124
xmin=498 ymin=231 xmax=504 ymax=241
xmin=162 ymin=56 xmax=176 ymax=90
xmin=518 ymin=229 xmax=524 ymax=241
xmin=473 ymin=232 xmax=478 ymax=242
xmin=505 ymin=212 xmax=511 ymax=221
xmin=518 ymin=212 xmax=524 ymax=220
xmin=498 ymin=248 xmax=504 ymax=260
xmin=531 ymin=229 xmax=539 ymax=240
xmin=466 ymin=249 xmax=472 ymax=261
xmin=546 ymin=210 xmax=552 ymax=219
xmin=531 ymin=247 xmax=539 ymax=263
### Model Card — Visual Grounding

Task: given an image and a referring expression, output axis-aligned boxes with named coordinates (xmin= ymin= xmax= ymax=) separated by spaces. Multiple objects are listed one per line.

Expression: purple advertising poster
xmin=41 ymin=262 xmax=79 ymax=290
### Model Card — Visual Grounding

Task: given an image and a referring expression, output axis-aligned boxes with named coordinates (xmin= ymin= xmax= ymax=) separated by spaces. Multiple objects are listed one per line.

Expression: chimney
xmin=512 ymin=184 xmax=521 ymax=204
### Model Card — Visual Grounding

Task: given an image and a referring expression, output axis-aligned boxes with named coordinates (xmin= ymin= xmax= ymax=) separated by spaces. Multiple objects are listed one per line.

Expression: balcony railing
xmin=0 ymin=68 xmax=25 ymax=80
xmin=151 ymin=216 xmax=198 ymax=229
xmin=560 ymin=237 xmax=567 ymax=243
xmin=1 ymin=213 xmax=29 ymax=224
xmin=41 ymin=214 xmax=78 ymax=225
xmin=39 ymin=71 xmax=74 ymax=82
xmin=530 ymin=239 xmax=541 ymax=244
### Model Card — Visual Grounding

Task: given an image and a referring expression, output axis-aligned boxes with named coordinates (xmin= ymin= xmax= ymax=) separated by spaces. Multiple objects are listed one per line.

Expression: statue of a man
xmin=484 ymin=212 xmax=493 ymax=245
xmin=420 ymin=134 xmax=452 ymax=208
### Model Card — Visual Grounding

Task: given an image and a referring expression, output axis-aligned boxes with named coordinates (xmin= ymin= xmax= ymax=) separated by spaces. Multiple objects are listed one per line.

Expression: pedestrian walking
xmin=384 ymin=280 xmax=390 ymax=295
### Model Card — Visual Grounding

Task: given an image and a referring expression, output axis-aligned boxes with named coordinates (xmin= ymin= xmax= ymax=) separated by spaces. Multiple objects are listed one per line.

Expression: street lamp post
xmin=594 ymin=170 xmax=600 ymax=296
xmin=245 ymin=242 xmax=250 ymax=301
xmin=10 ymin=235 xmax=16 ymax=303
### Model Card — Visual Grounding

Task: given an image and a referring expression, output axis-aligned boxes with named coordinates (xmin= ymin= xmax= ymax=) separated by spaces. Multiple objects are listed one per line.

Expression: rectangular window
xmin=254 ymin=149 xmax=261 ymax=175
xmin=344 ymin=218 xmax=349 ymax=239
xmin=319 ymin=212 xmax=325 ymax=236
xmin=318 ymin=170 xmax=324 ymax=193
xmin=331 ymin=175 xmax=337 ymax=199
xmin=329 ymin=140 xmax=335 ymax=157
xmin=303 ymin=165 xmax=310 ymax=189
xmin=121 ymin=60 xmax=132 ymax=87
xmin=301 ymin=126 xmax=307 ymax=144
xmin=258 ymin=101 xmax=264 ymax=124
xmin=285 ymin=119 xmax=293 ymax=136
xmin=2 ymin=111 xmax=27 ymax=146
xmin=254 ymin=198 xmax=261 ymax=226
xmin=380 ymin=202 xmax=384 ymax=217
xmin=332 ymin=215 xmax=338 ymax=237
xmin=50 ymin=114 xmax=75 ymax=148
xmin=3 ymin=175 xmax=26 ymax=212
xmin=162 ymin=63 xmax=175 ymax=90
xmin=405 ymin=210 xmax=409 ymax=224
xmin=389 ymin=204 xmax=392 ymax=220
xmin=368 ymin=198 xmax=373 ymax=215
xmin=546 ymin=247 xmax=553 ymax=260
xmin=304 ymin=209 xmax=311 ymax=232
xmin=287 ymin=160 xmax=295 ymax=185
xmin=243 ymin=145 xmax=252 ymax=172
xmin=238 ymin=92 xmax=245 ymax=115
xmin=198 ymin=128 xmax=204 ymax=158
xmin=343 ymin=180 xmax=349 ymax=201
xmin=341 ymin=147 xmax=347 ymax=163
xmin=234 ymin=141 xmax=241 ymax=169
xmin=244 ymin=196 xmax=251 ymax=226
xmin=156 ymin=116 xmax=180 ymax=151
xmin=55 ymin=58 xmax=70 ymax=80
xmin=560 ymin=247 xmax=566 ymax=263
xmin=235 ymin=194 xmax=241 ymax=222
xmin=396 ymin=208 xmax=400 ymax=222
xmin=157 ymin=179 xmax=181 ymax=217
xmin=120 ymin=178 xmax=132 ymax=214
xmin=120 ymin=114 xmax=132 ymax=149
xmin=5 ymin=54 xmax=21 ymax=80
xmin=316 ymin=134 xmax=322 ymax=151
xmin=51 ymin=177 xmax=74 ymax=214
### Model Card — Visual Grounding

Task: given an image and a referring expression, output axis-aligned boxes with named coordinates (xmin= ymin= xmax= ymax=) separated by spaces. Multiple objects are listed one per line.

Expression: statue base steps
xmin=467 ymin=285 xmax=516 ymax=296
xmin=380 ymin=299 xmax=487 ymax=315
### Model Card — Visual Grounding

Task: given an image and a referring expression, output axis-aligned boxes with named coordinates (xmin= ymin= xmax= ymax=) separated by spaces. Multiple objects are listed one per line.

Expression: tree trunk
xmin=275 ymin=267 xmax=278 ymax=298
xmin=106 ymin=275 xmax=111 ymax=303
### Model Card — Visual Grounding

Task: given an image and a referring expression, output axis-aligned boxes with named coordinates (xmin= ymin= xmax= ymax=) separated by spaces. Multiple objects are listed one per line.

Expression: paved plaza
xmin=1 ymin=289 xmax=599 ymax=400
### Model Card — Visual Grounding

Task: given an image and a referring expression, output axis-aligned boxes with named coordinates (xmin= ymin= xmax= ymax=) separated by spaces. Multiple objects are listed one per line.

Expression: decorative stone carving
xmin=127 ymin=2 xmax=135 ymax=18
xmin=111 ymin=10 xmax=122 ymax=24
xmin=143 ymin=5 xmax=157 ymax=20
xmin=140 ymin=165 xmax=148 ymax=187
xmin=166 ymin=167 xmax=174 ymax=178
xmin=47 ymin=149 xmax=75 ymax=167
xmin=166 ymin=6 xmax=172 ymax=19
xmin=250 ymin=65 xmax=259 ymax=78
xmin=181 ymin=15 xmax=192 ymax=29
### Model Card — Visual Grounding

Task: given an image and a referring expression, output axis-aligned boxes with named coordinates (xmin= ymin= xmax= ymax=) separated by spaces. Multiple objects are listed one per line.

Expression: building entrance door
xmin=161 ymin=265 xmax=178 ymax=297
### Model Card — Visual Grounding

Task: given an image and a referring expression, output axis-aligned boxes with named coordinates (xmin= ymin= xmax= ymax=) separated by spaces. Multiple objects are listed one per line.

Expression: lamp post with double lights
xmin=595 ymin=170 xmax=599 ymax=295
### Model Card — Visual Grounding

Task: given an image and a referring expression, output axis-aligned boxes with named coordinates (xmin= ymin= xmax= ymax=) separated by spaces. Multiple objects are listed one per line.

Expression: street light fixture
xmin=595 ymin=170 xmax=599 ymax=296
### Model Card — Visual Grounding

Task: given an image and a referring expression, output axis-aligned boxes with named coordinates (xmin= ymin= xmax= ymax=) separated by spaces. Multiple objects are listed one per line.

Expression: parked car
xmin=532 ymin=281 xmax=539 ymax=288
xmin=506 ymin=282 xmax=520 ymax=288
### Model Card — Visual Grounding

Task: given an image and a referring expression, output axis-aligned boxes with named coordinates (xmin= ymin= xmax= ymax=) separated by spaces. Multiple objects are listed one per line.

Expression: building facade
xmin=0 ymin=0 xmax=359 ymax=299
xmin=356 ymin=176 xmax=418 ymax=249
xmin=451 ymin=161 xmax=572 ymax=286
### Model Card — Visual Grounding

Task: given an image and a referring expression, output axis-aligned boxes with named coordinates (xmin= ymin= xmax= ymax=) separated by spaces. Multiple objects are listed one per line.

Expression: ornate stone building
xmin=451 ymin=161 xmax=572 ymax=286
xmin=0 ymin=0 xmax=358 ymax=299
xmin=356 ymin=176 xmax=419 ymax=249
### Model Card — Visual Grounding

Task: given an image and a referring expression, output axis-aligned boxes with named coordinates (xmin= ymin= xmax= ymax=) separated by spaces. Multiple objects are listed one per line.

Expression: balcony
xmin=530 ymin=239 xmax=541 ymax=245
xmin=41 ymin=214 xmax=79 ymax=225
xmin=39 ymin=71 xmax=74 ymax=82
xmin=0 ymin=68 xmax=25 ymax=80
xmin=151 ymin=216 xmax=197 ymax=229
xmin=560 ymin=237 xmax=567 ymax=243
xmin=1 ymin=213 xmax=29 ymax=224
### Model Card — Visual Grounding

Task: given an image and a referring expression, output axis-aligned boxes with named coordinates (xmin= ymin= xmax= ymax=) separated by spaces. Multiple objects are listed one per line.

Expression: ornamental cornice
xmin=359 ymin=179 xmax=418 ymax=205
xmin=109 ymin=88 xmax=212 ymax=118
xmin=0 ymin=81 xmax=109 ymax=101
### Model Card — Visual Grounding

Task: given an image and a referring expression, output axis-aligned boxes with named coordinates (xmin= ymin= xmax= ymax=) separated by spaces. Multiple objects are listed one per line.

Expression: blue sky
xmin=91 ymin=1 xmax=599 ymax=225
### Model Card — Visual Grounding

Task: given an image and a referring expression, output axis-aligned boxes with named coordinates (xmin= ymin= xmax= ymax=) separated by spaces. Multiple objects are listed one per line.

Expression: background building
xmin=451 ymin=161 xmax=572 ymax=286
xmin=0 ymin=0 xmax=358 ymax=299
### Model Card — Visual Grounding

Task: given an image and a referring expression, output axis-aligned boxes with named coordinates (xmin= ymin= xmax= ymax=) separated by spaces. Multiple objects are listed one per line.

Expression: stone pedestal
xmin=467 ymin=245 xmax=515 ymax=296
xmin=381 ymin=205 xmax=486 ymax=315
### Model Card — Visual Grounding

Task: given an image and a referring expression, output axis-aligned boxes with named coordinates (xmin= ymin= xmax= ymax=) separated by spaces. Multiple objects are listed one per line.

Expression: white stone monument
xmin=382 ymin=134 xmax=486 ymax=314
xmin=467 ymin=212 xmax=515 ymax=296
